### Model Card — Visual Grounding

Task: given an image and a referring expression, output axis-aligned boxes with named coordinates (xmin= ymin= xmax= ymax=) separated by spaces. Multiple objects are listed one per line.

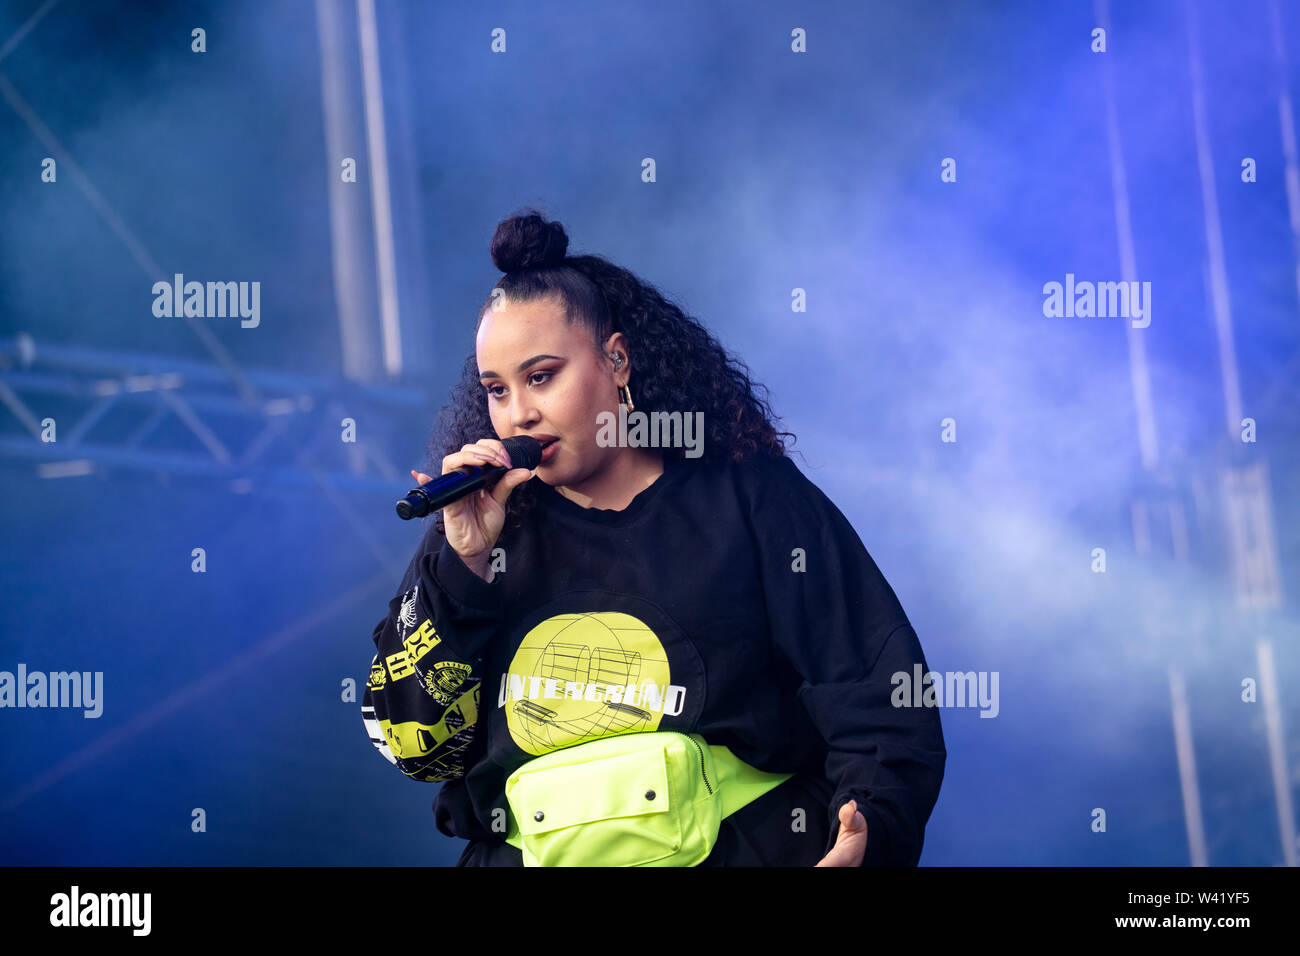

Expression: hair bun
xmin=490 ymin=209 xmax=569 ymax=273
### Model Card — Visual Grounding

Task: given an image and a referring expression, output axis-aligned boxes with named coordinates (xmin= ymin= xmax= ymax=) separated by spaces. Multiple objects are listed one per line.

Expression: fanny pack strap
xmin=501 ymin=739 xmax=792 ymax=853
xmin=709 ymin=743 xmax=791 ymax=818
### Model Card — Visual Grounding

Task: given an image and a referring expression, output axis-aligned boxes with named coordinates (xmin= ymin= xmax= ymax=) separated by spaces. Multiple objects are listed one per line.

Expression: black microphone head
xmin=501 ymin=435 xmax=543 ymax=470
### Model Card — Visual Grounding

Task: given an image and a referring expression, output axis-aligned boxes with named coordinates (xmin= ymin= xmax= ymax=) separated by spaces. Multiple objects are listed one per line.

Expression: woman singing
xmin=360 ymin=209 xmax=945 ymax=866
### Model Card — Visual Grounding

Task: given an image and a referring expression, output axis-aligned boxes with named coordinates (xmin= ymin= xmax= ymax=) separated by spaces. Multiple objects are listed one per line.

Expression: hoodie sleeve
xmin=743 ymin=455 xmax=946 ymax=866
xmin=360 ymin=521 xmax=506 ymax=782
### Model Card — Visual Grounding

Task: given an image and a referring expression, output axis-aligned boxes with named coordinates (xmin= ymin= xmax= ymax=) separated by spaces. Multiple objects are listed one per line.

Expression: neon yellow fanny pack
xmin=502 ymin=730 xmax=792 ymax=866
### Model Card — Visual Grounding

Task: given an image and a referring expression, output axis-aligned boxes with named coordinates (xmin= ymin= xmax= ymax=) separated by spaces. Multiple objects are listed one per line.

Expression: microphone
xmin=395 ymin=435 xmax=544 ymax=520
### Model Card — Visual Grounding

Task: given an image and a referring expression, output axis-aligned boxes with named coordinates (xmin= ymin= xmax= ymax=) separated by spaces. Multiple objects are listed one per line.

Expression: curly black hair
xmin=423 ymin=207 xmax=797 ymax=538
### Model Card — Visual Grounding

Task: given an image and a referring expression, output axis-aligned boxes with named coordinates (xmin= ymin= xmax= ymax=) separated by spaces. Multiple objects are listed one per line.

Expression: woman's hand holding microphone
xmin=410 ymin=439 xmax=537 ymax=583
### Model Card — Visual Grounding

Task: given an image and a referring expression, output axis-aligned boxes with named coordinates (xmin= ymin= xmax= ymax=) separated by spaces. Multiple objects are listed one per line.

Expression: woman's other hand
xmin=814 ymin=799 xmax=867 ymax=867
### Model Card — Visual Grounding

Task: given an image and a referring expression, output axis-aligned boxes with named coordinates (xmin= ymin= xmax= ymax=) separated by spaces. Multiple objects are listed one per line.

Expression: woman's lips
xmin=540 ymin=440 xmax=559 ymax=464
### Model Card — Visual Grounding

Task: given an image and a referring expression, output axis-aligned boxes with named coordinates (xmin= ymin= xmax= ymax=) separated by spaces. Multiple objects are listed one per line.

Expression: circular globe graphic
xmin=503 ymin=611 xmax=674 ymax=755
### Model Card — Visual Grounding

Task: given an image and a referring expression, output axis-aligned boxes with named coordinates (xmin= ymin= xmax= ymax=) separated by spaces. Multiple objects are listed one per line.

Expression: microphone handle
xmin=395 ymin=462 xmax=508 ymax=519
xmin=395 ymin=435 xmax=542 ymax=520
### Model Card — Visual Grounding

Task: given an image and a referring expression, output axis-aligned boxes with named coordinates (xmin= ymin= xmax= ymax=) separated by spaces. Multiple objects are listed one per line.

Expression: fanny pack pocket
xmin=503 ymin=730 xmax=788 ymax=867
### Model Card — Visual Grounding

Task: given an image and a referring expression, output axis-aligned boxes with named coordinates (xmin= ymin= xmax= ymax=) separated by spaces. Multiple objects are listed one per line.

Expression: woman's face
xmin=476 ymin=295 xmax=624 ymax=488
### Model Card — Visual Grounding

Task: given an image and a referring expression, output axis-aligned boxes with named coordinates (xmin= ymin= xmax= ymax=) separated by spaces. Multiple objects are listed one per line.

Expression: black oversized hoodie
xmin=360 ymin=452 xmax=946 ymax=866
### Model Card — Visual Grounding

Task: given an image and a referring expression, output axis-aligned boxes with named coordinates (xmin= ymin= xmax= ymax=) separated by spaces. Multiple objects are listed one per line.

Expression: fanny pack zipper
xmin=675 ymin=730 xmax=713 ymax=795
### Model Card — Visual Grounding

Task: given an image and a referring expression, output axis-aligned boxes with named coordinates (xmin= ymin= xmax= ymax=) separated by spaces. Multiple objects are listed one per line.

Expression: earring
xmin=610 ymin=352 xmax=634 ymax=410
